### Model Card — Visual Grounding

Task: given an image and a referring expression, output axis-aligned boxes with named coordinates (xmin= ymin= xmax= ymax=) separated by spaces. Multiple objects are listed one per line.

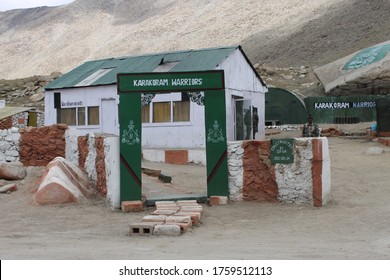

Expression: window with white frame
xmin=57 ymin=106 xmax=100 ymax=126
xmin=142 ymin=92 xmax=190 ymax=124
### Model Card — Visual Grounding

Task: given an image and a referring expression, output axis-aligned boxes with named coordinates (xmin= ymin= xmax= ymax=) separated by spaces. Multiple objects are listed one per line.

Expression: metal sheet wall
xmin=376 ymin=97 xmax=390 ymax=135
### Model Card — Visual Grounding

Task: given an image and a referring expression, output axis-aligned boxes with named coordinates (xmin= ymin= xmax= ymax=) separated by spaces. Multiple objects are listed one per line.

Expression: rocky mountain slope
xmin=0 ymin=0 xmax=389 ymax=100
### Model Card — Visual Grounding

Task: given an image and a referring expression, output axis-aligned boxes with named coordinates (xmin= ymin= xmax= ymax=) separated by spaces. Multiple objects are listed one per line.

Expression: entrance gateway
xmin=117 ymin=70 xmax=229 ymax=202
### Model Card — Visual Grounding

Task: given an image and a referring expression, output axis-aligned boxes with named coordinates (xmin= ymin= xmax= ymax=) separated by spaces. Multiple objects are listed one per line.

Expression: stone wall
xmin=1 ymin=124 xmax=330 ymax=208
xmin=65 ymin=129 xmax=120 ymax=208
xmin=227 ymin=138 xmax=331 ymax=207
xmin=0 ymin=111 xmax=45 ymax=130
xmin=0 ymin=128 xmax=20 ymax=162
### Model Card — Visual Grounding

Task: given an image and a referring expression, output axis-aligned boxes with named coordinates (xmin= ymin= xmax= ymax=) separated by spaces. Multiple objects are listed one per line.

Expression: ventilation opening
xmin=333 ymin=116 xmax=360 ymax=124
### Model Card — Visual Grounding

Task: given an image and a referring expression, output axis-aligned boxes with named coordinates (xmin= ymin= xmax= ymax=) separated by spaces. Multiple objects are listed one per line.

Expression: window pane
xmin=173 ymin=101 xmax=190 ymax=122
xmin=153 ymin=102 xmax=170 ymax=123
xmin=59 ymin=108 xmax=76 ymax=126
xmin=141 ymin=105 xmax=150 ymax=123
xmin=78 ymin=107 xmax=86 ymax=126
xmin=88 ymin=106 xmax=100 ymax=125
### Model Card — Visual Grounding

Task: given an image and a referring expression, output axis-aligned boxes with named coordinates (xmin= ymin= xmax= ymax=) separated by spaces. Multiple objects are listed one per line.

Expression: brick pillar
xmin=242 ymin=141 xmax=278 ymax=202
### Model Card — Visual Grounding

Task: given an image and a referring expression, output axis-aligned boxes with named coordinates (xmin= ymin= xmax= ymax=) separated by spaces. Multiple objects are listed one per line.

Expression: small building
xmin=0 ymin=100 xmax=44 ymax=130
xmin=45 ymin=46 xmax=267 ymax=159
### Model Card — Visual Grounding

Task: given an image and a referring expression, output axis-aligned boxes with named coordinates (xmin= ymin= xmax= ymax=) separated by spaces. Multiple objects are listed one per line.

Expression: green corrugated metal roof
xmin=46 ymin=46 xmax=246 ymax=90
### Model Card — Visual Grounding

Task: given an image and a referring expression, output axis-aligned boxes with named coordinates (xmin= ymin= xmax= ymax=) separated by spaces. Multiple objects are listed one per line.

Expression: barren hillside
xmin=0 ymin=0 xmax=389 ymax=94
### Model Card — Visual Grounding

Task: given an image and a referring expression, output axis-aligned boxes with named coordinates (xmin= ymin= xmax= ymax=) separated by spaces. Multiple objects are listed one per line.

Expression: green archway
xmin=117 ymin=71 xmax=229 ymax=202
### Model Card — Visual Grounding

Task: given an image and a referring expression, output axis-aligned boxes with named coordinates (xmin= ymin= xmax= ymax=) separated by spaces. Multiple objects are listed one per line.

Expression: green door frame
xmin=117 ymin=70 xmax=229 ymax=202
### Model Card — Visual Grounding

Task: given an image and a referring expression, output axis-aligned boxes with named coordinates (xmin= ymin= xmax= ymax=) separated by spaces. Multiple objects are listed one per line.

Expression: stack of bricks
xmin=129 ymin=200 xmax=203 ymax=236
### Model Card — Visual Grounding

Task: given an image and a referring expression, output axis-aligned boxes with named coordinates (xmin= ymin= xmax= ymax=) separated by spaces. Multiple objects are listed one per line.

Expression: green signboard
xmin=271 ymin=139 xmax=295 ymax=164
xmin=118 ymin=70 xmax=225 ymax=92
xmin=343 ymin=44 xmax=390 ymax=70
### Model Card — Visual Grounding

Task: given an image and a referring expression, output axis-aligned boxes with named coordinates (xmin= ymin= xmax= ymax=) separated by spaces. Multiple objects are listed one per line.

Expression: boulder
xmin=35 ymin=157 xmax=94 ymax=205
xmin=0 ymin=162 xmax=26 ymax=180
xmin=29 ymin=92 xmax=45 ymax=102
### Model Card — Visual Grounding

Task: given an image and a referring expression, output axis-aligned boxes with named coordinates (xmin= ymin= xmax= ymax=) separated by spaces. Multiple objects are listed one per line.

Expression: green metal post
xmin=204 ymin=90 xmax=229 ymax=197
xmin=119 ymin=93 xmax=142 ymax=202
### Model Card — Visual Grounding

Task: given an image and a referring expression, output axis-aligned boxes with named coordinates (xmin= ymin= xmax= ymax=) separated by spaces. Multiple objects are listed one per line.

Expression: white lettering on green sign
xmin=352 ymin=101 xmax=376 ymax=108
xmin=132 ymin=78 xmax=203 ymax=88
xmin=314 ymin=102 xmax=350 ymax=109
xmin=271 ymin=139 xmax=295 ymax=164
xmin=133 ymin=79 xmax=169 ymax=87
xmin=171 ymin=78 xmax=203 ymax=86
xmin=314 ymin=101 xmax=376 ymax=109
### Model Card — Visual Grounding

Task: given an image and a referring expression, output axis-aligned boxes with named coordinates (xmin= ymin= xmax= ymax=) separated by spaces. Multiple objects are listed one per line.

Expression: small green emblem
xmin=343 ymin=44 xmax=390 ymax=70
xmin=121 ymin=120 xmax=140 ymax=145
xmin=207 ymin=120 xmax=225 ymax=143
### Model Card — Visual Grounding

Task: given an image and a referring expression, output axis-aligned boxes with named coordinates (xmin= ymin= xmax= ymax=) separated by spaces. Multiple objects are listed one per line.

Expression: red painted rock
xmin=35 ymin=157 xmax=93 ymax=205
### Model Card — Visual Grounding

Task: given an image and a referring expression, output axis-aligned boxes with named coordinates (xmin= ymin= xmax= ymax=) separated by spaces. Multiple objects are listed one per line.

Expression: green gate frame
xmin=117 ymin=70 xmax=229 ymax=202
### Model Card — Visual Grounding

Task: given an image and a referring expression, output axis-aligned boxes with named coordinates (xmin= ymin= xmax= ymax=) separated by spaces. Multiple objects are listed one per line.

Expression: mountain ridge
xmin=0 ymin=0 xmax=389 ymax=83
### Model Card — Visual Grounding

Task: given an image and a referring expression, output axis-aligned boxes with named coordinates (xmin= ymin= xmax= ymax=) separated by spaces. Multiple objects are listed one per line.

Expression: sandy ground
xmin=1 ymin=125 xmax=390 ymax=260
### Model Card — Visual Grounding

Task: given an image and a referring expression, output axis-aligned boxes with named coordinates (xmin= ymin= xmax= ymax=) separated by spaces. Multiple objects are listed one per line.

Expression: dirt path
xmin=1 ymin=136 xmax=390 ymax=259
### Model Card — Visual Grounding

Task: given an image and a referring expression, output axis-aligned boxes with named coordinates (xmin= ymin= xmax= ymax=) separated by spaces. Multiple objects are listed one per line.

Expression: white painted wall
xmin=142 ymin=92 xmax=206 ymax=148
xmin=217 ymin=49 xmax=267 ymax=140
xmin=45 ymin=85 xmax=119 ymax=135
xmin=275 ymin=138 xmax=314 ymax=204
xmin=321 ymin=137 xmax=331 ymax=205
xmin=104 ymin=136 xmax=120 ymax=209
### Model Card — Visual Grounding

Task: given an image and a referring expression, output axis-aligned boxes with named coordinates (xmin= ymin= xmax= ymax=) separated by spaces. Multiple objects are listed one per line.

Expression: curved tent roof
xmin=314 ymin=40 xmax=390 ymax=96
xmin=265 ymin=87 xmax=307 ymax=124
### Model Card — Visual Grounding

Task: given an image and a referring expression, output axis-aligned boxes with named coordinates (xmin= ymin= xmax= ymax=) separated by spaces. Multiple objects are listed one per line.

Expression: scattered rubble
xmin=0 ymin=73 xmax=61 ymax=110
xmin=255 ymin=64 xmax=324 ymax=96
xmin=321 ymin=127 xmax=345 ymax=137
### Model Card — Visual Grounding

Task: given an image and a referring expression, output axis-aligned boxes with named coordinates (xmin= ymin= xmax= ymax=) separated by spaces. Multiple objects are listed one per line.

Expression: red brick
xmin=165 ymin=150 xmax=188 ymax=165
xmin=209 ymin=196 xmax=229 ymax=206
xmin=174 ymin=212 xmax=201 ymax=225
xmin=121 ymin=201 xmax=144 ymax=212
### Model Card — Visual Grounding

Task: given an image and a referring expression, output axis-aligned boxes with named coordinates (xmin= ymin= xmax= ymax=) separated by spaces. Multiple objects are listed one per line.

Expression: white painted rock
xmin=0 ymin=183 xmax=17 ymax=193
xmin=0 ymin=162 xmax=26 ymax=180
xmin=153 ymin=224 xmax=181 ymax=236
xmin=35 ymin=157 xmax=93 ymax=205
